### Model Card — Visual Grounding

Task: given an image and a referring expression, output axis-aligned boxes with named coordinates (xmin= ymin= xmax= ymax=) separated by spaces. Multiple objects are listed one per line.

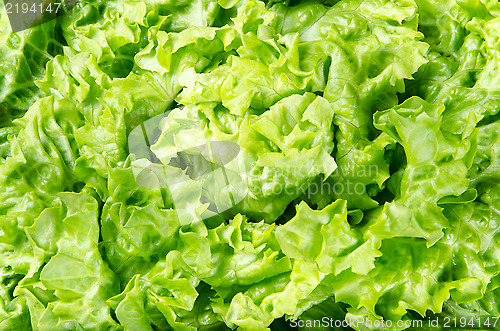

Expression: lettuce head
xmin=1 ymin=0 xmax=500 ymax=330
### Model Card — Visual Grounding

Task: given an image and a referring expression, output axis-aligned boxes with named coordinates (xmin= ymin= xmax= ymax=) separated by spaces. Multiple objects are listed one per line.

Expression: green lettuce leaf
xmin=1 ymin=0 xmax=500 ymax=330
xmin=0 ymin=5 xmax=63 ymax=117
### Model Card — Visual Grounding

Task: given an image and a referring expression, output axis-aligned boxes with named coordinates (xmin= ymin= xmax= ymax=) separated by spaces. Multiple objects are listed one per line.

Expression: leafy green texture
xmin=1 ymin=0 xmax=500 ymax=330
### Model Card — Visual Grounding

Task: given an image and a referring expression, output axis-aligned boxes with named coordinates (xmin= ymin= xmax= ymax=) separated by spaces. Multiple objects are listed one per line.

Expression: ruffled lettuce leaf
xmin=369 ymin=97 xmax=474 ymax=245
xmin=0 ymin=5 xmax=64 ymax=117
